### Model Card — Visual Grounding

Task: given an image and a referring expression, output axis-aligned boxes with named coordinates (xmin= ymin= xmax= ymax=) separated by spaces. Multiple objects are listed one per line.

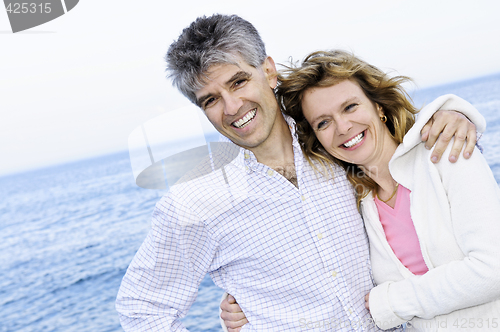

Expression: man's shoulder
xmin=157 ymin=142 xmax=245 ymax=219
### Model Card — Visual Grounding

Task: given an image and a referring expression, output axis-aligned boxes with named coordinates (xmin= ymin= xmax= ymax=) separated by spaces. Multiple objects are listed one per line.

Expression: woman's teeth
xmin=232 ymin=110 xmax=256 ymax=128
xmin=343 ymin=132 xmax=364 ymax=148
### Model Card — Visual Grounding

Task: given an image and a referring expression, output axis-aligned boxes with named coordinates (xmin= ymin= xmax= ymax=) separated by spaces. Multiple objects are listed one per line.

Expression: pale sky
xmin=1 ymin=0 xmax=500 ymax=176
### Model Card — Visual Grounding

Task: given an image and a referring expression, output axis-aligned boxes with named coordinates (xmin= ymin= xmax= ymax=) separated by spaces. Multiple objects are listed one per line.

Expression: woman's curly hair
xmin=277 ymin=50 xmax=418 ymax=205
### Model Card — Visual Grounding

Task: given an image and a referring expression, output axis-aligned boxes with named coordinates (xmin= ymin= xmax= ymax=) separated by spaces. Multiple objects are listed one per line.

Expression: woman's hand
xmin=364 ymin=293 xmax=370 ymax=311
xmin=220 ymin=294 xmax=248 ymax=332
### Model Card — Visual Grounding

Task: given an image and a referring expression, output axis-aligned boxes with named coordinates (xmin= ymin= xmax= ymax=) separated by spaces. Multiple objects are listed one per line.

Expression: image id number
xmin=453 ymin=318 xmax=498 ymax=329
xmin=6 ymin=3 xmax=52 ymax=14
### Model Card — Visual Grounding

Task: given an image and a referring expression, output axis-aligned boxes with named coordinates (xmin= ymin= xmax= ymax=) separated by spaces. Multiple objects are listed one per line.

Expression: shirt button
xmin=301 ymin=195 xmax=306 ymax=201
xmin=244 ymin=153 xmax=250 ymax=159
xmin=267 ymin=169 xmax=274 ymax=176
xmin=331 ymin=271 xmax=338 ymax=278
xmin=245 ymin=166 xmax=249 ymax=171
xmin=317 ymin=233 xmax=323 ymax=240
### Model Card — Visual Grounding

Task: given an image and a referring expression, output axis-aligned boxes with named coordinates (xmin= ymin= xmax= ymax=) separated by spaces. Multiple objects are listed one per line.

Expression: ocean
xmin=1 ymin=73 xmax=500 ymax=332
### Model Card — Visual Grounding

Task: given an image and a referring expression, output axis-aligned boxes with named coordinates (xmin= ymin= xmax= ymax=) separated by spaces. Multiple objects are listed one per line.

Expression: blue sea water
xmin=1 ymin=73 xmax=500 ymax=332
xmin=411 ymin=72 xmax=500 ymax=182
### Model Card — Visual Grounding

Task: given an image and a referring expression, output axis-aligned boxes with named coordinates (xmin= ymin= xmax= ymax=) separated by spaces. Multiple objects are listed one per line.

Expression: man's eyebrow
xmin=196 ymin=71 xmax=252 ymax=107
xmin=227 ymin=71 xmax=251 ymax=85
xmin=196 ymin=94 xmax=210 ymax=108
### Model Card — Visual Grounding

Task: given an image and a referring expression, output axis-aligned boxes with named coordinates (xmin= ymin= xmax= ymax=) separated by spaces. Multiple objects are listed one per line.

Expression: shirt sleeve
xmin=369 ymin=143 xmax=500 ymax=329
xmin=115 ymin=194 xmax=218 ymax=331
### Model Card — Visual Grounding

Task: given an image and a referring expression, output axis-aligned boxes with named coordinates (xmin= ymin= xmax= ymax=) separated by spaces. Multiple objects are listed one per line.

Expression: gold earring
xmin=380 ymin=115 xmax=387 ymax=123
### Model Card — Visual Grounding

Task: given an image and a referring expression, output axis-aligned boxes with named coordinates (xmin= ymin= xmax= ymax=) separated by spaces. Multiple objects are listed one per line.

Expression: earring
xmin=380 ymin=115 xmax=387 ymax=123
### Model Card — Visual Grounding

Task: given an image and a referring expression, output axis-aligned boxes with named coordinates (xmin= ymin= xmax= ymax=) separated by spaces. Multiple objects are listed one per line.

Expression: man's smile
xmin=231 ymin=109 xmax=257 ymax=128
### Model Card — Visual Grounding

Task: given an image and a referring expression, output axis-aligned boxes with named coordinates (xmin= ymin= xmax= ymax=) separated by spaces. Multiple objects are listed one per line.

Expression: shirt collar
xmin=216 ymin=113 xmax=300 ymax=172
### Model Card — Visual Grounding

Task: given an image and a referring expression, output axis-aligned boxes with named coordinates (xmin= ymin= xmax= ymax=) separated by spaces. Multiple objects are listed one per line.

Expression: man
xmin=116 ymin=14 xmax=479 ymax=331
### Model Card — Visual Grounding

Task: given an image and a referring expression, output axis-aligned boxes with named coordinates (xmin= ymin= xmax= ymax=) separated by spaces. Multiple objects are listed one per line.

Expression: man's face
xmin=194 ymin=56 xmax=280 ymax=151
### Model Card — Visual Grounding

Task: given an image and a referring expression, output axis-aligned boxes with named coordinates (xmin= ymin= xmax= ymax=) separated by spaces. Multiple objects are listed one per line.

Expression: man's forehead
xmin=204 ymin=61 xmax=246 ymax=79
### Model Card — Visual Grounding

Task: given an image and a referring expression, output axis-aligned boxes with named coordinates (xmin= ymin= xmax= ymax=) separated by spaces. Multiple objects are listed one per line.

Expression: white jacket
xmin=364 ymin=94 xmax=500 ymax=331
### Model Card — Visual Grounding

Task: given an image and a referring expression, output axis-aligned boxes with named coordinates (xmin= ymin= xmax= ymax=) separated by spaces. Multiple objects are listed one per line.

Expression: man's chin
xmin=229 ymin=137 xmax=262 ymax=150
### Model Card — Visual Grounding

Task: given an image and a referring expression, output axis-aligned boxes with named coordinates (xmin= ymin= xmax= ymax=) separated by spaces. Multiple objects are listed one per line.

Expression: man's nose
xmin=223 ymin=94 xmax=243 ymax=116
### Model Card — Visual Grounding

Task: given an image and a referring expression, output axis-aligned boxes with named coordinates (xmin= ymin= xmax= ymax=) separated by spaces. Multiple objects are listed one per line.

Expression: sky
xmin=1 ymin=0 xmax=500 ymax=176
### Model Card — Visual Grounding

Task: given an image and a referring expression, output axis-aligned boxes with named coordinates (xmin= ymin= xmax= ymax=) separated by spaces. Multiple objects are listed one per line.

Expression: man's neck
xmin=250 ymin=113 xmax=294 ymax=166
xmin=249 ymin=113 xmax=298 ymax=187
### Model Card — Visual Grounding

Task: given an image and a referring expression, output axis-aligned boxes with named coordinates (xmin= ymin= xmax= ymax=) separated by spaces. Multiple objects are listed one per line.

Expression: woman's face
xmin=301 ymin=79 xmax=395 ymax=168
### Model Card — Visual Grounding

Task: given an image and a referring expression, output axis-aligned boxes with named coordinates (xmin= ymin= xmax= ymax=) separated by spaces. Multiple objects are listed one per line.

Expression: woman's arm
xmin=369 ymin=142 xmax=500 ymax=329
xmin=220 ymin=293 xmax=248 ymax=332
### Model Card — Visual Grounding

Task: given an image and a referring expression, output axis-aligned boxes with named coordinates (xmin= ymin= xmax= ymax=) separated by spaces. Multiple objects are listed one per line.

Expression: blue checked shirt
xmin=116 ymin=116 xmax=387 ymax=331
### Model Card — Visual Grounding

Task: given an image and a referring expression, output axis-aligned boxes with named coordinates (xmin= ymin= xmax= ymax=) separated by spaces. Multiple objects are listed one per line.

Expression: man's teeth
xmin=343 ymin=132 xmax=364 ymax=148
xmin=232 ymin=110 xmax=256 ymax=128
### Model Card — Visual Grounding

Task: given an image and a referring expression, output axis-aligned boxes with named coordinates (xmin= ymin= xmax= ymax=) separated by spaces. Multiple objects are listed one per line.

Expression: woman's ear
xmin=376 ymin=103 xmax=384 ymax=117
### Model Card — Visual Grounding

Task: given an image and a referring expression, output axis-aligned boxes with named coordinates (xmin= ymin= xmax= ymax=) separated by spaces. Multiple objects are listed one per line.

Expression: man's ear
xmin=263 ymin=56 xmax=278 ymax=89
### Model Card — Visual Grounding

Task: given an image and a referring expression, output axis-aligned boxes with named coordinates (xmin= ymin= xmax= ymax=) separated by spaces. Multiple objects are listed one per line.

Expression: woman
xmin=222 ymin=50 xmax=500 ymax=331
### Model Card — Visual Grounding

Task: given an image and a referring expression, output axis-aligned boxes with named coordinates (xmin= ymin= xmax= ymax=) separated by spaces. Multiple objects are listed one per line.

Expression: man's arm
xmin=116 ymin=196 xmax=215 ymax=331
xmin=416 ymin=94 xmax=486 ymax=163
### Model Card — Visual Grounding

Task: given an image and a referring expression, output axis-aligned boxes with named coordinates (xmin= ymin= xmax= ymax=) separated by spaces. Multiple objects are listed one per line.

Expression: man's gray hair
xmin=165 ymin=14 xmax=267 ymax=104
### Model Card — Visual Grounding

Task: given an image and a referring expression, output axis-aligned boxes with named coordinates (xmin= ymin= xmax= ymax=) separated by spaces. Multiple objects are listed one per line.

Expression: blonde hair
xmin=277 ymin=50 xmax=418 ymax=206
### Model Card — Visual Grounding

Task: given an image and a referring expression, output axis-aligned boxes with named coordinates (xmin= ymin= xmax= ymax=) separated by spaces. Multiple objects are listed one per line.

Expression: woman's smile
xmin=341 ymin=130 xmax=366 ymax=149
xmin=301 ymin=79 xmax=394 ymax=168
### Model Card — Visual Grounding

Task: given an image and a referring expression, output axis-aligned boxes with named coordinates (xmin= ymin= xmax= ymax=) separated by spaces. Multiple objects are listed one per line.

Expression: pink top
xmin=374 ymin=185 xmax=429 ymax=275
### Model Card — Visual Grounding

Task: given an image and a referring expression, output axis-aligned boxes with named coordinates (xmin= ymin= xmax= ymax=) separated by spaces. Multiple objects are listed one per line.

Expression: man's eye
xmin=234 ymin=79 xmax=247 ymax=88
xmin=204 ymin=97 xmax=217 ymax=108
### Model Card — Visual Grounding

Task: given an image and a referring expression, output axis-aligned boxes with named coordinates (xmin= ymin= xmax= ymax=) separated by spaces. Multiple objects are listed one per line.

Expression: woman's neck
xmin=360 ymin=139 xmax=399 ymax=201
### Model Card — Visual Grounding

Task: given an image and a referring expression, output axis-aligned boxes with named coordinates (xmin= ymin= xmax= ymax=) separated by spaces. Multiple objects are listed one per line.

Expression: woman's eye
xmin=345 ymin=103 xmax=357 ymax=111
xmin=317 ymin=120 xmax=328 ymax=130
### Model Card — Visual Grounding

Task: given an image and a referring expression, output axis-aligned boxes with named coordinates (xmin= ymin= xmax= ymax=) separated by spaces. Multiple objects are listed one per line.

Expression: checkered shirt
xmin=116 ymin=116 xmax=387 ymax=331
